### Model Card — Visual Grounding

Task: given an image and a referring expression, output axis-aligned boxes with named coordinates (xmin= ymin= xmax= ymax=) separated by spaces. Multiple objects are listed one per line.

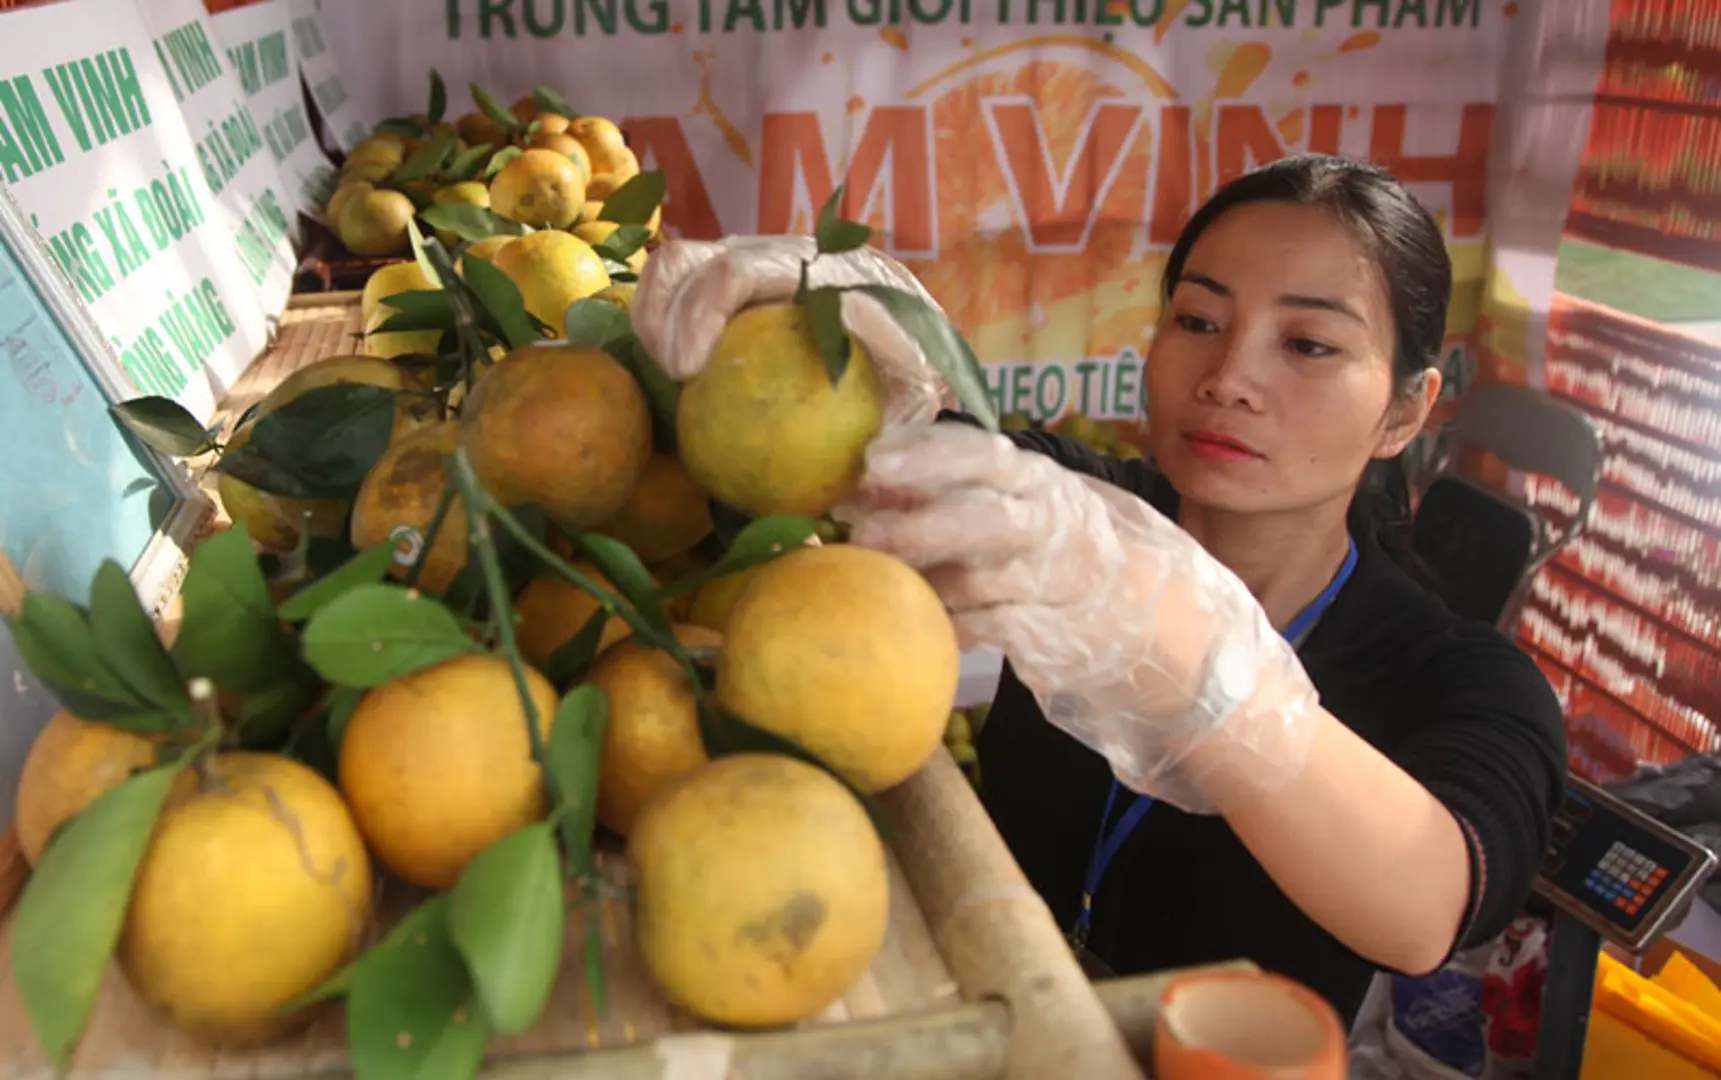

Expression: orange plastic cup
xmin=1154 ymin=969 xmax=1346 ymax=1080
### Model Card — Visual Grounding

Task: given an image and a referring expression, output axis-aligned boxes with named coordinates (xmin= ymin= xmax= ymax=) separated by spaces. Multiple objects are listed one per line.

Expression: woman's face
xmin=1146 ymin=201 xmax=1438 ymax=517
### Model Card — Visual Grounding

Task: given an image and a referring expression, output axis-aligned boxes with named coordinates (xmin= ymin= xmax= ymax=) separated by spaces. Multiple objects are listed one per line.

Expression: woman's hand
xmin=631 ymin=236 xmax=949 ymax=426
xmin=839 ymin=423 xmax=1322 ymax=813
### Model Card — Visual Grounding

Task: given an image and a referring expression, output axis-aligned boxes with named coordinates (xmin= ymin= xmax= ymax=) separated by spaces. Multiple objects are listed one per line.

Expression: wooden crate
xmin=0 ymin=297 xmax=1239 ymax=1078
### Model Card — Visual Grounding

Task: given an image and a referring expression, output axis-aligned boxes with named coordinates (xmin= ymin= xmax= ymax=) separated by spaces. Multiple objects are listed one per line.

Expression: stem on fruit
xmin=187 ymin=677 xmax=224 ymax=788
xmin=404 ymin=482 xmax=456 ymax=590
xmin=484 ymin=506 xmax=671 ymax=651
xmin=447 ymin=449 xmax=562 ymax=808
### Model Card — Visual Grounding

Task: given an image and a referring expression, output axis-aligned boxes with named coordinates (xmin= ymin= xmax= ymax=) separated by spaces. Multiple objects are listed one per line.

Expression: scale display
xmin=1535 ymin=775 xmax=1717 ymax=952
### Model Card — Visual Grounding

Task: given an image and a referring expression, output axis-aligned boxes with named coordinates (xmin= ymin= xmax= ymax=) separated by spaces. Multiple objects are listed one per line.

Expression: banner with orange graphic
xmin=319 ymin=0 xmax=1582 ymax=427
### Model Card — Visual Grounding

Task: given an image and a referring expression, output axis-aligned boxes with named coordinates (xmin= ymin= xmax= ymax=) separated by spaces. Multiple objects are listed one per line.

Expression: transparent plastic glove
xmin=838 ymin=423 xmax=1321 ymax=814
xmin=631 ymin=235 xmax=949 ymax=427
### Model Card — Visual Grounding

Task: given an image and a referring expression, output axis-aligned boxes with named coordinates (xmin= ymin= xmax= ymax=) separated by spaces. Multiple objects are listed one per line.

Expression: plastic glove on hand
xmin=838 ymin=423 xmax=1321 ymax=813
xmin=631 ymin=235 xmax=949 ymax=426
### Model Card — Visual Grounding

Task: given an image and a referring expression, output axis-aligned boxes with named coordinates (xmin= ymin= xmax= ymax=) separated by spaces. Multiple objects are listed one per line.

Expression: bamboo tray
xmin=0 ymin=292 xmax=1230 ymax=1077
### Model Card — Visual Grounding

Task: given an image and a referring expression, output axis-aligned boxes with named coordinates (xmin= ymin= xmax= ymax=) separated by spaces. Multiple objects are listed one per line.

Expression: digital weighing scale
xmin=1531 ymin=774 xmax=1717 ymax=1080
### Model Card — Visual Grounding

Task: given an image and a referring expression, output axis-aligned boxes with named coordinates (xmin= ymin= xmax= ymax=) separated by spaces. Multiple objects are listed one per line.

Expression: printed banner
xmin=319 ymin=0 xmax=1551 ymax=427
xmin=138 ymin=0 xmax=297 ymax=313
xmin=0 ymin=0 xmax=275 ymax=421
xmin=209 ymin=0 xmax=334 ymax=222
xmin=289 ymin=0 xmax=366 ymax=154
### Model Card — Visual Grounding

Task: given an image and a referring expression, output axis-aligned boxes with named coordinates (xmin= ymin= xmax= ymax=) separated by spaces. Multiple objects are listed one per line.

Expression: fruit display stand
xmin=0 ymin=291 xmax=1248 ymax=1077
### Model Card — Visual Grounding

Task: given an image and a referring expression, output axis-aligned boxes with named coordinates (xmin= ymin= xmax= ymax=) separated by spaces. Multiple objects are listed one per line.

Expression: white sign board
xmin=0 ymin=0 xmax=275 ymax=423
xmin=289 ymin=0 xmax=366 ymax=155
xmin=140 ymin=0 xmax=297 ymax=314
xmin=209 ymin=0 xmax=334 ymax=223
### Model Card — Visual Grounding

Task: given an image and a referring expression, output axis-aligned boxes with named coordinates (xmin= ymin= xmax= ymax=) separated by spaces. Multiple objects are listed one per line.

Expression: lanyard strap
xmin=1070 ymin=535 xmax=1358 ymax=947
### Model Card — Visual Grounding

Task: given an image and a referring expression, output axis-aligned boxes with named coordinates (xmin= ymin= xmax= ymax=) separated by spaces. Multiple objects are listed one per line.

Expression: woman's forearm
xmin=1213 ymin=707 xmax=1472 ymax=974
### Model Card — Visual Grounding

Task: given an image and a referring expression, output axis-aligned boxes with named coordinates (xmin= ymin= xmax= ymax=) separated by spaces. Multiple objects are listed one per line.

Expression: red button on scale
xmin=1615 ymin=897 xmax=1629 ymax=909
xmin=1630 ymin=880 xmax=1642 ymax=889
xmin=1652 ymin=868 xmax=1668 ymax=883
xmin=1628 ymin=901 xmax=1642 ymax=914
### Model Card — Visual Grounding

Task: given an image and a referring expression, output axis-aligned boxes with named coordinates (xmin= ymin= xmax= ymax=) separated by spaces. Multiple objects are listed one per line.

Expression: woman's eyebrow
xmin=1176 ymin=272 xmax=1365 ymax=324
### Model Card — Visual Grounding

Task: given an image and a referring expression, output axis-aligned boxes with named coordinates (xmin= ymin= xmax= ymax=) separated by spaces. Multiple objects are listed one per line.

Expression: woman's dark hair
xmin=1160 ymin=153 xmax=1451 ymax=568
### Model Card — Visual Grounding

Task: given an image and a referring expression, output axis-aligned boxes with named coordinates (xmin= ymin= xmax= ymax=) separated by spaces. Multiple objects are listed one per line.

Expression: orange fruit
xmin=488 ymin=147 xmax=586 ymax=228
xmin=570 ymin=116 xmax=632 ymax=177
xmin=715 ymin=544 xmax=959 ymax=792
xmin=592 ymin=454 xmax=712 ymax=563
xmin=460 ymin=344 xmax=651 ymax=528
xmin=513 ymin=564 xmax=637 ymax=668
xmin=349 ymin=422 xmax=469 ymax=596
xmin=15 ymin=711 xmax=167 ymax=865
xmin=590 ymin=624 xmax=722 ymax=836
xmin=339 ymin=654 xmax=558 ymax=889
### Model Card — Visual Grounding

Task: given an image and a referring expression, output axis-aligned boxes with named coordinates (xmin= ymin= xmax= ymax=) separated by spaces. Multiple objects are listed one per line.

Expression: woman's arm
xmin=1209 ymin=636 xmax=1565 ymax=975
xmin=1219 ymin=709 xmax=1471 ymax=973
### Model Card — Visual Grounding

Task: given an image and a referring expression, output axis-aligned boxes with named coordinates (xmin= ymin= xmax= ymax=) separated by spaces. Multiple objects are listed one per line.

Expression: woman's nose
xmin=1194 ymin=328 xmax=1267 ymax=411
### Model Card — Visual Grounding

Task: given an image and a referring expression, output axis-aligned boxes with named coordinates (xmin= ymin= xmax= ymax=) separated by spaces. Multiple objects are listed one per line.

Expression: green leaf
xmin=607 ymin=269 xmax=638 ymax=284
xmin=88 ymin=560 xmax=188 ymax=714
xmin=9 ymin=593 xmax=143 ymax=713
xmin=605 ymin=334 xmax=679 ymax=449
xmin=460 ymin=255 xmax=541 ymax=349
xmin=346 ymin=895 xmax=491 ymax=1080
xmin=547 ymin=685 xmax=607 ymax=869
xmin=108 ymin=397 xmax=215 ymax=457
xmin=471 ymin=82 xmax=523 ymax=132
xmin=449 ymin=823 xmax=565 ymax=1034
xmin=428 ymin=69 xmax=448 ymax=126
xmin=846 ymin=284 xmax=999 ymax=432
xmin=559 ymin=532 xmax=670 ymax=636
xmin=441 ymin=142 xmax=495 ymax=184
xmin=325 ymin=684 xmax=364 ymax=748
xmin=542 ymin=609 xmax=609 ymax=688
xmin=407 ymin=217 xmax=444 ymax=289
xmin=533 ymin=84 xmax=576 ymax=117
xmin=800 ymin=286 xmax=850 ymax=386
xmin=371 ymin=308 xmax=456 ymax=336
xmin=381 ymin=288 xmax=455 ymax=317
xmin=278 ymin=543 xmax=400 ymax=623
xmin=374 ymin=116 xmax=425 ymax=137
xmin=483 ymin=145 xmax=522 ymax=179
xmin=392 ymin=131 xmax=459 ymax=185
xmin=420 ymin=203 xmax=526 ymax=243
xmin=582 ymin=915 xmax=606 ymax=1016
xmin=234 ymin=676 xmax=320 ymax=750
xmin=301 ymin=583 xmax=479 ymax=689
xmin=216 ymin=383 xmax=400 ymax=499
xmin=814 ymin=184 xmax=871 ymax=254
xmin=591 ymin=225 xmax=649 ymax=264
xmin=561 ymin=297 xmax=631 ymax=350
xmin=11 ymin=763 xmax=184 ymax=1070
xmin=173 ymin=525 xmax=297 ymax=693
xmin=597 ymin=170 xmax=666 ymax=227
xmin=661 ymin=514 xmax=818 ymax=597
xmin=698 ymin=702 xmax=889 ymax=835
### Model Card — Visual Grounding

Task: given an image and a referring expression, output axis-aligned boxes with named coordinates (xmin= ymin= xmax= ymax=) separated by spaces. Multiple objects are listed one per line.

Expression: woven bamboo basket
xmin=0 ymin=295 xmax=1250 ymax=1078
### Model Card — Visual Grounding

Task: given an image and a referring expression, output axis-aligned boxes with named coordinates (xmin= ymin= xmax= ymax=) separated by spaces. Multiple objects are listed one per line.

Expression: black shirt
xmin=970 ymin=421 xmax=1568 ymax=1028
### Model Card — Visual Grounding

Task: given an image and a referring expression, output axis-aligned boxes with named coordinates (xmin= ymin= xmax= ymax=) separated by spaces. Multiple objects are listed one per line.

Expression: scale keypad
xmin=1583 ymin=840 xmax=1668 ymax=918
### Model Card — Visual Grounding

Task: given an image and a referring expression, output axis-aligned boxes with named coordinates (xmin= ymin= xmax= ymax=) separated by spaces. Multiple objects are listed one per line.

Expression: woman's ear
xmin=1374 ymin=366 xmax=1443 ymax=459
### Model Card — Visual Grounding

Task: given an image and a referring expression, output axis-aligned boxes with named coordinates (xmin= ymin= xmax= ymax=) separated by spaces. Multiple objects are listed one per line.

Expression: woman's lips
xmin=1182 ymin=431 xmax=1263 ymax=463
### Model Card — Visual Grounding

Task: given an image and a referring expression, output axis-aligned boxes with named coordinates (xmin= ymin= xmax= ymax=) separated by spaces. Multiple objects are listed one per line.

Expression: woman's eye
xmin=1286 ymin=337 xmax=1338 ymax=358
xmin=1174 ymin=313 xmax=1217 ymax=333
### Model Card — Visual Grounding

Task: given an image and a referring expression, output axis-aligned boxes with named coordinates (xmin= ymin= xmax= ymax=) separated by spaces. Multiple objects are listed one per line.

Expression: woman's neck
xmin=1177 ymin=497 xmax=1354 ymax=631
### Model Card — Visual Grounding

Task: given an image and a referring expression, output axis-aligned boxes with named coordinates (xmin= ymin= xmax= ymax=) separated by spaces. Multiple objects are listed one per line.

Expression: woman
xmin=633 ymin=154 xmax=1567 ymax=1028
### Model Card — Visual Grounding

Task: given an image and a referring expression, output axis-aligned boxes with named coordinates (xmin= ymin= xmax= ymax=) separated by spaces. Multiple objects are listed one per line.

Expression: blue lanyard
xmin=1069 ymin=534 xmax=1358 ymax=947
